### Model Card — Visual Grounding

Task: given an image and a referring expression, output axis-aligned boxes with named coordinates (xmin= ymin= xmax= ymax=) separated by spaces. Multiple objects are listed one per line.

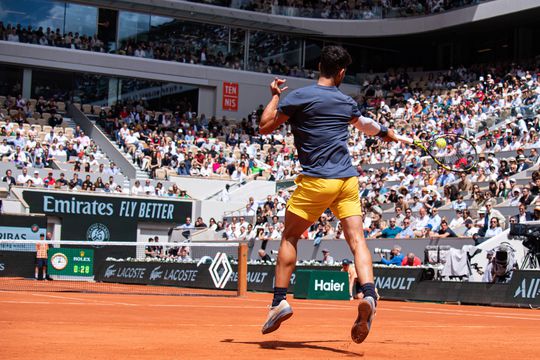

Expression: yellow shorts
xmin=287 ymin=175 xmax=362 ymax=223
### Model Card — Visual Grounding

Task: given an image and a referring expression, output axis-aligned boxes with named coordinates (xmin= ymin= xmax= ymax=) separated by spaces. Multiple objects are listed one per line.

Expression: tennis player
xmin=259 ymin=45 xmax=398 ymax=343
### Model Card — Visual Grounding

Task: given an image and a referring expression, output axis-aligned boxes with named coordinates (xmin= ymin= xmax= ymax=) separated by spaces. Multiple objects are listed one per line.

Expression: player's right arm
xmin=259 ymin=78 xmax=289 ymax=135
xmin=350 ymin=115 xmax=398 ymax=142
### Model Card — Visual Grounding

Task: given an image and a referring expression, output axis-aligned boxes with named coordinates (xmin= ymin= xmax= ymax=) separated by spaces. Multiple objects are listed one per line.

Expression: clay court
xmin=1 ymin=281 xmax=539 ymax=360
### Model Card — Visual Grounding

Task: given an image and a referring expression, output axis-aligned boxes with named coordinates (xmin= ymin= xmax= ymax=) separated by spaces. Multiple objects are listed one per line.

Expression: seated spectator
xmin=401 ymin=253 xmax=422 ymax=266
xmin=396 ymin=218 xmax=414 ymax=239
xmin=68 ymin=173 xmax=82 ymax=189
xmin=513 ymin=203 xmax=534 ymax=223
xmin=520 ymin=187 xmax=537 ymax=206
xmin=31 ymin=170 xmax=43 ymax=187
xmin=412 ymin=207 xmax=430 ymax=237
xmin=449 ymin=209 xmax=465 ymax=229
xmin=379 ymin=245 xmax=404 ymax=266
xmin=178 ymin=246 xmax=192 ymax=261
xmin=485 ymin=218 xmax=503 ymax=238
xmin=43 ymin=172 xmax=56 ymax=188
xmin=2 ymin=169 xmax=16 ymax=188
xmin=321 ymin=249 xmax=334 ymax=264
xmin=374 ymin=218 xmax=402 ymax=238
xmin=433 ymin=220 xmax=458 ymax=238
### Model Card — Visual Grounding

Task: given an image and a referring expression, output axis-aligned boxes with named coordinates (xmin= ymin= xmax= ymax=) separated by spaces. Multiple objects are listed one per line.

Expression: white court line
xmin=2 ymin=292 xmax=540 ymax=322
xmin=388 ymin=304 xmax=540 ymax=318
xmin=28 ymin=292 xmax=137 ymax=306
xmin=0 ymin=318 xmax=500 ymax=329
xmin=0 ymin=300 xmax=123 ymax=306
xmin=382 ymin=307 xmax=540 ymax=321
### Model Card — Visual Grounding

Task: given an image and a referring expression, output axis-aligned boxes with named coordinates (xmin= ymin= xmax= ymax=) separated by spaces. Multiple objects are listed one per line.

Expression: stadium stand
xmin=187 ymin=0 xmax=490 ymax=19
xmin=0 ymin=1 xmax=539 ymax=249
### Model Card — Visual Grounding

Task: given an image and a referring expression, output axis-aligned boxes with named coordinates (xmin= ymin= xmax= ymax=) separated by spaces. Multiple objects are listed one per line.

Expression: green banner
xmin=48 ymin=248 xmax=94 ymax=277
xmin=294 ymin=269 xmax=349 ymax=300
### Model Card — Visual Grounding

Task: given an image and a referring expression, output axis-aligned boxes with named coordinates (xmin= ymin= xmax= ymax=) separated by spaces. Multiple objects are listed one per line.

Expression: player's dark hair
xmin=319 ymin=46 xmax=352 ymax=78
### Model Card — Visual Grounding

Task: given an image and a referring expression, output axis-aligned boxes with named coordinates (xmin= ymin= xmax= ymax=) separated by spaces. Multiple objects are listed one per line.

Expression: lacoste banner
xmin=506 ymin=270 xmax=540 ymax=306
xmin=95 ymin=261 xmax=275 ymax=292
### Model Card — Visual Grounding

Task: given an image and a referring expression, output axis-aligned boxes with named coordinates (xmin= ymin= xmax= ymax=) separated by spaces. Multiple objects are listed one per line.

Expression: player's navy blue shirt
xmin=278 ymin=84 xmax=361 ymax=178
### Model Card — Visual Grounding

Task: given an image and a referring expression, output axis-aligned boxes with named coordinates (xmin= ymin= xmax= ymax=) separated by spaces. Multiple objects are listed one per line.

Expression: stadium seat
xmin=57 ymin=102 xmax=66 ymax=112
xmin=82 ymin=104 xmax=92 ymax=114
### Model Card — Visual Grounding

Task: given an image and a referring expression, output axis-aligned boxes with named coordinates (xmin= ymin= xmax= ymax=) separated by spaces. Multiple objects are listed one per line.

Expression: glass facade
xmin=25 ymin=66 xmax=198 ymax=112
xmin=0 ymin=0 xmax=336 ymax=80
xmin=0 ymin=0 xmax=97 ymax=35
xmin=64 ymin=3 xmax=98 ymax=36
xmin=117 ymin=11 xmax=150 ymax=44
xmin=248 ymin=31 xmax=302 ymax=74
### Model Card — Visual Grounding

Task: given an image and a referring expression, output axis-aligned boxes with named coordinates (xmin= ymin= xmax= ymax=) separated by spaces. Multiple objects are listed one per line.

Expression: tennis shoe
xmin=261 ymin=299 xmax=293 ymax=334
xmin=351 ymin=296 xmax=376 ymax=344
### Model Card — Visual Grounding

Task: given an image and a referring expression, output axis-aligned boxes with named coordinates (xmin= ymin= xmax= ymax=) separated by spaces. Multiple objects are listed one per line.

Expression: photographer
xmin=482 ymin=245 xmax=517 ymax=283
xmin=378 ymin=245 xmax=404 ymax=266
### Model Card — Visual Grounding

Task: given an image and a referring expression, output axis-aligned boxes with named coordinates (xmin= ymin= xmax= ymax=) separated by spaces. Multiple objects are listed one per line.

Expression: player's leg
xmin=340 ymin=215 xmax=377 ymax=344
xmin=262 ymin=175 xmax=335 ymax=334
xmin=274 ymin=210 xmax=313 ymax=289
xmin=331 ymin=176 xmax=376 ymax=344
xmin=34 ymin=260 xmax=39 ymax=280
xmin=340 ymin=215 xmax=374 ymax=290
xmin=261 ymin=210 xmax=312 ymax=335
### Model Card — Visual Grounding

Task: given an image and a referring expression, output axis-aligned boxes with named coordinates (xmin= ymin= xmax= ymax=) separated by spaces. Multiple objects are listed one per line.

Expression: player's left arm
xmin=260 ymin=78 xmax=289 ymax=135
xmin=350 ymin=115 xmax=399 ymax=142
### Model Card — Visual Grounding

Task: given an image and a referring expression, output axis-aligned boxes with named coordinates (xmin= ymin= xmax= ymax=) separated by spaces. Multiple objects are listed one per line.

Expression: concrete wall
xmin=198 ymin=199 xmax=246 ymax=223
xmin=227 ymin=180 xmax=276 ymax=204
xmin=168 ymin=176 xmax=236 ymax=200
xmin=0 ymin=42 xmax=360 ymax=119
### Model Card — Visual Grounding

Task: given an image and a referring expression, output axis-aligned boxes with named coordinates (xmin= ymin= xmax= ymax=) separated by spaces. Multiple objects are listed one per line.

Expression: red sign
xmin=222 ymin=82 xmax=239 ymax=111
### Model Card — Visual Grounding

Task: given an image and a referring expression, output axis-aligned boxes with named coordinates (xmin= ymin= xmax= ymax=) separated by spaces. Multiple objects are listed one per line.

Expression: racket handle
xmin=395 ymin=135 xmax=414 ymax=144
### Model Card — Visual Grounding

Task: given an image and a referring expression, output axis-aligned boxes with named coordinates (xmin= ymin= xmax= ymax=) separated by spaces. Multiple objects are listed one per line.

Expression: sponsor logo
xmin=163 ymin=269 xmax=197 ymax=282
xmin=86 ymin=223 xmax=110 ymax=243
xmin=513 ymin=278 xmax=540 ymax=299
xmin=375 ymin=276 xmax=416 ymax=291
xmin=208 ymin=252 xmax=233 ymax=289
xmin=31 ymin=224 xmax=39 ymax=233
xmin=150 ymin=266 xmax=163 ymax=280
xmin=314 ymin=279 xmax=345 ymax=292
xmin=104 ymin=264 xmax=117 ymax=278
xmin=40 ymin=194 xmax=176 ymax=220
xmin=0 ymin=263 xmax=5 ymax=271
xmin=51 ymin=253 xmax=68 ymax=270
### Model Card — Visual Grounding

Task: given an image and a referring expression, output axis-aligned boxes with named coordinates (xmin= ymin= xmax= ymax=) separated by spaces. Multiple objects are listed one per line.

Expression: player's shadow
xmin=221 ymin=339 xmax=364 ymax=357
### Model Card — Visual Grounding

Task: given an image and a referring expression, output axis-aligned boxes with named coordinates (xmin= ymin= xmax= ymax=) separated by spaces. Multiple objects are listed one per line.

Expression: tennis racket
xmin=395 ymin=133 xmax=479 ymax=173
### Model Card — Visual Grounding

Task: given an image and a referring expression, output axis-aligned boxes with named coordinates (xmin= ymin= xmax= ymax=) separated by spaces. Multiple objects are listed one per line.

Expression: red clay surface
xmin=1 ymin=286 xmax=539 ymax=359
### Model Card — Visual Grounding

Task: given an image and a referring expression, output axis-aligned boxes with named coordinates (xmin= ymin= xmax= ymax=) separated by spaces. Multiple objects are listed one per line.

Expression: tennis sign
xmin=222 ymin=82 xmax=238 ymax=111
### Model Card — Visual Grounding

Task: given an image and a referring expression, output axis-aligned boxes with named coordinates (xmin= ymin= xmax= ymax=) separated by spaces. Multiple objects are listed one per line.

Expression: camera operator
xmin=378 ymin=245 xmax=404 ymax=266
xmin=482 ymin=245 xmax=517 ymax=283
